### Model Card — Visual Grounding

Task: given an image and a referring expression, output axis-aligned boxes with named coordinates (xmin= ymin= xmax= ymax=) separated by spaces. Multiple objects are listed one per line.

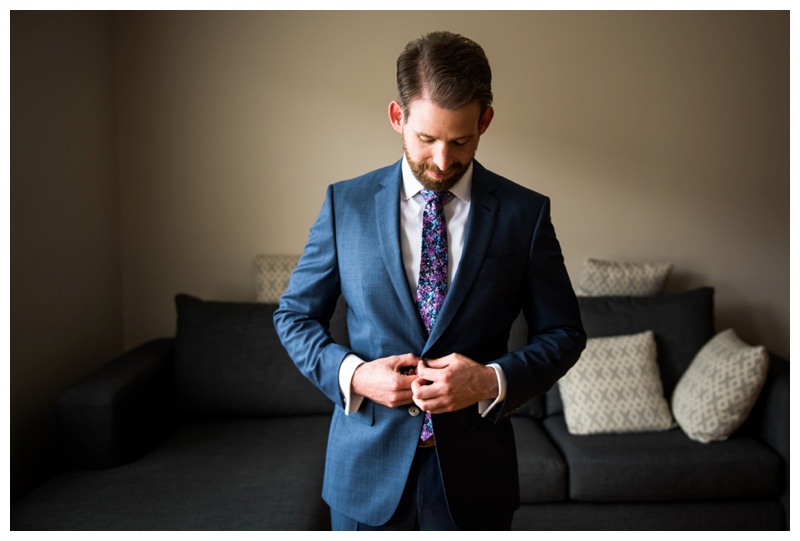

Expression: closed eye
xmin=415 ymin=131 xmax=472 ymax=146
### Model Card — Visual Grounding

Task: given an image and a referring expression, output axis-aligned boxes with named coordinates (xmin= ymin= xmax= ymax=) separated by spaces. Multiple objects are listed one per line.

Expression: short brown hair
xmin=396 ymin=31 xmax=493 ymax=119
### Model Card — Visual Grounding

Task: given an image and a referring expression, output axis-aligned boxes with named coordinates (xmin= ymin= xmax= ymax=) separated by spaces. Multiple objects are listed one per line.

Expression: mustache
xmin=420 ymin=162 xmax=465 ymax=175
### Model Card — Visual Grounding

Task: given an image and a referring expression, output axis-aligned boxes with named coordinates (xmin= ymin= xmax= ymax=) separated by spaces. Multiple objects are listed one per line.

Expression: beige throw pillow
xmin=578 ymin=258 xmax=673 ymax=296
xmin=671 ymin=329 xmax=769 ymax=443
xmin=254 ymin=254 xmax=300 ymax=303
xmin=559 ymin=331 xmax=676 ymax=435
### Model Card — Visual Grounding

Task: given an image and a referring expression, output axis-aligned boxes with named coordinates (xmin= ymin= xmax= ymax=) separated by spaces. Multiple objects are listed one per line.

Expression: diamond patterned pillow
xmin=255 ymin=254 xmax=300 ymax=303
xmin=578 ymin=258 xmax=673 ymax=296
xmin=558 ymin=331 xmax=676 ymax=435
xmin=671 ymin=329 xmax=769 ymax=443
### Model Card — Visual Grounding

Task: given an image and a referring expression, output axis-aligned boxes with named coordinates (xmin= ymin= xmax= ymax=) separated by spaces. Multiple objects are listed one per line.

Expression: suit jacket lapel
xmin=375 ymin=161 xmax=429 ymax=344
xmin=426 ymin=161 xmax=499 ymax=349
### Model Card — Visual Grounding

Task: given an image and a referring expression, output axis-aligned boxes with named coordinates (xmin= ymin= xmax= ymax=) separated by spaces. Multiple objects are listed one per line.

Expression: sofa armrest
xmin=57 ymin=338 xmax=176 ymax=469
xmin=750 ymin=353 xmax=790 ymax=462
xmin=741 ymin=351 xmax=790 ymax=523
xmin=740 ymin=353 xmax=789 ymax=464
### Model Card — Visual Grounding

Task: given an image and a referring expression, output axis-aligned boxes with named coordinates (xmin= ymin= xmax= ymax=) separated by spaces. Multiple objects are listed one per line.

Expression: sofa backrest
xmin=173 ymin=294 xmax=345 ymax=418
xmin=197 ymin=256 xmax=714 ymax=421
xmin=545 ymin=287 xmax=716 ymax=416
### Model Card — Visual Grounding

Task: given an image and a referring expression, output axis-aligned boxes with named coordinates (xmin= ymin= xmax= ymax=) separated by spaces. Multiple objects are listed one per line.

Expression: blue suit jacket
xmin=274 ymin=159 xmax=586 ymax=529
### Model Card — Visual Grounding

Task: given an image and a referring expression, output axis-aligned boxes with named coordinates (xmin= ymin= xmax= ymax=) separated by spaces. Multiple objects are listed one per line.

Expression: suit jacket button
xmin=408 ymin=406 xmax=420 ymax=416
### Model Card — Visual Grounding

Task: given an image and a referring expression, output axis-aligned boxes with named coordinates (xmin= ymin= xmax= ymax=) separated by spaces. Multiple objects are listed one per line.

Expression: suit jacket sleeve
xmin=273 ymin=184 xmax=352 ymax=406
xmin=487 ymin=196 xmax=586 ymax=421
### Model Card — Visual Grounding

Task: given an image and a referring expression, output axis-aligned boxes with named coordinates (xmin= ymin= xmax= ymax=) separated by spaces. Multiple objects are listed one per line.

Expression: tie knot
xmin=420 ymin=189 xmax=450 ymax=204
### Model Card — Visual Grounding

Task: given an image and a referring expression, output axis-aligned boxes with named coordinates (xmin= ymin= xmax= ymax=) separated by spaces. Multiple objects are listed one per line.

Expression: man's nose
xmin=432 ymin=144 xmax=453 ymax=172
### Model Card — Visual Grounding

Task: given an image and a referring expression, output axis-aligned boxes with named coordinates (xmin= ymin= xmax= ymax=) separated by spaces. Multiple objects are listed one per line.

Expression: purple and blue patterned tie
xmin=417 ymin=189 xmax=450 ymax=442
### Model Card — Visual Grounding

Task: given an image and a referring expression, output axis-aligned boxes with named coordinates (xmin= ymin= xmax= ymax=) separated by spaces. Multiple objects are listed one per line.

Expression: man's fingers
xmin=411 ymin=387 xmax=449 ymax=414
xmin=411 ymin=376 xmax=442 ymax=403
xmin=411 ymin=377 xmax=433 ymax=394
xmin=392 ymin=353 xmax=421 ymax=371
xmin=384 ymin=389 xmax=415 ymax=409
xmin=411 ymin=353 xmax=497 ymax=413
xmin=421 ymin=357 xmax=450 ymax=369
xmin=352 ymin=356 xmax=419 ymax=408
xmin=416 ymin=359 xmax=439 ymax=381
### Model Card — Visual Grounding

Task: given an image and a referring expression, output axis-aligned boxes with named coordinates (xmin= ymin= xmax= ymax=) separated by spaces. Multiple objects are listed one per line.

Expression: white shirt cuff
xmin=339 ymin=354 xmax=366 ymax=415
xmin=478 ymin=363 xmax=507 ymax=417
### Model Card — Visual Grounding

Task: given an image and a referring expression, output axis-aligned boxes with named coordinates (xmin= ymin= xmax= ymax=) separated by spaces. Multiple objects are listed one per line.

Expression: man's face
xmin=389 ymin=98 xmax=493 ymax=192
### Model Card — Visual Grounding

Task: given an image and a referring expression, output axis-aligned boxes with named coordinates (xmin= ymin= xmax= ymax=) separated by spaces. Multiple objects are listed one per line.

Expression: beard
xmin=403 ymin=140 xmax=472 ymax=193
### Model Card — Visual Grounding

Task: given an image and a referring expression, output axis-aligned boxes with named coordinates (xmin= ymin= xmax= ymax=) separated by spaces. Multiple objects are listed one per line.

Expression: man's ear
xmin=478 ymin=106 xmax=494 ymax=135
xmin=388 ymin=101 xmax=405 ymax=134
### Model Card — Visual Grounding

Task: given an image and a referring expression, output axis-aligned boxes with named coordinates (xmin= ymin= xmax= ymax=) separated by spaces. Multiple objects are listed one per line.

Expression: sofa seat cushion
xmin=12 ymin=416 xmax=333 ymax=530
xmin=542 ymin=415 xmax=783 ymax=502
xmin=511 ymin=417 xmax=568 ymax=503
xmin=511 ymin=500 xmax=786 ymax=531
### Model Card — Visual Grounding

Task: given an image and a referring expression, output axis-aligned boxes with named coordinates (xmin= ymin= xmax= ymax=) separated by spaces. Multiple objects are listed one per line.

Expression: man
xmin=274 ymin=31 xmax=586 ymax=531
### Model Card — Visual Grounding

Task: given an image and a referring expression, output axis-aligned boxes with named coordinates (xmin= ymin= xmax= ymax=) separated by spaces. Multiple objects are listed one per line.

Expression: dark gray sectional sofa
xmin=11 ymin=287 xmax=789 ymax=530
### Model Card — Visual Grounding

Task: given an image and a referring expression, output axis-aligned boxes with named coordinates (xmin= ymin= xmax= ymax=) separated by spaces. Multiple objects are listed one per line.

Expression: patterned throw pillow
xmin=559 ymin=331 xmax=676 ymax=435
xmin=671 ymin=329 xmax=769 ymax=443
xmin=578 ymin=258 xmax=673 ymax=296
xmin=255 ymin=254 xmax=300 ymax=303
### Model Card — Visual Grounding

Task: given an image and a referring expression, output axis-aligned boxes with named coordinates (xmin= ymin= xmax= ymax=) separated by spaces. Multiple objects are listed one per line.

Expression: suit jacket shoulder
xmin=330 ymin=161 xmax=402 ymax=198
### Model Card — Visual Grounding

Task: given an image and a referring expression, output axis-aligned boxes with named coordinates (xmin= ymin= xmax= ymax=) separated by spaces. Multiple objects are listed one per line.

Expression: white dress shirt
xmin=338 ymin=157 xmax=507 ymax=416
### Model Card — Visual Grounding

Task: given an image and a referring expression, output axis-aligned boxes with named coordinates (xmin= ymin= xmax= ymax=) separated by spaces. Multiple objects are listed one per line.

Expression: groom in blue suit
xmin=274 ymin=31 xmax=586 ymax=530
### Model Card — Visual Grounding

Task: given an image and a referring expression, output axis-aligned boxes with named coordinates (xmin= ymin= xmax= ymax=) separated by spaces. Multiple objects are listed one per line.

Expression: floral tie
xmin=417 ymin=189 xmax=450 ymax=441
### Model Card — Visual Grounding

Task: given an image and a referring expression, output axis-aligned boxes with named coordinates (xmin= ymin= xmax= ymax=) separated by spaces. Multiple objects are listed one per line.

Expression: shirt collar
xmin=401 ymin=155 xmax=473 ymax=203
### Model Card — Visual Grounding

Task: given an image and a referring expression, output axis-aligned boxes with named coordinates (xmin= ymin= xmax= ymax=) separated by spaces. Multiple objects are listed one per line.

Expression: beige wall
xmin=114 ymin=11 xmax=788 ymax=358
xmin=11 ymin=12 xmax=122 ymax=501
xmin=10 ymin=9 xmax=789 ymax=500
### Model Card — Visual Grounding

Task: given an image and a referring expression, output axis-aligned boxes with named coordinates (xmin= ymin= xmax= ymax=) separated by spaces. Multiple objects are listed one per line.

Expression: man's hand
xmin=351 ymin=353 xmax=421 ymax=408
xmin=411 ymin=354 xmax=499 ymax=414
